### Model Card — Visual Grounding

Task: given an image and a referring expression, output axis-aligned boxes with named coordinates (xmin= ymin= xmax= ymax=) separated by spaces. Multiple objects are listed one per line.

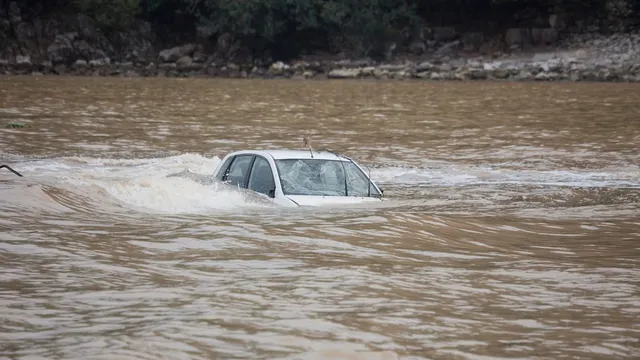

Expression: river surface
xmin=1 ymin=76 xmax=639 ymax=360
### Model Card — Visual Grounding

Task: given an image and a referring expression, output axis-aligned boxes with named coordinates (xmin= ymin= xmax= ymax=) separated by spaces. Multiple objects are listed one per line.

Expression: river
xmin=1 ymin=76 xmax=639 ymax=360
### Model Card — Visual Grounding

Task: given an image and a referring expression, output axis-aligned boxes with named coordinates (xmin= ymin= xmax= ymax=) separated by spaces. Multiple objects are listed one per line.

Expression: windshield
xmin=275 ymin=159 xmax=380 ymax=197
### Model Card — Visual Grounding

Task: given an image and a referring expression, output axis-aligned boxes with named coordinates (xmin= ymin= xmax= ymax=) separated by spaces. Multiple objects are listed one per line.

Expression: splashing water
xmin=1 ymin=153 xmax=278 ymax=214
xmin=1 ymin=152 xmax=638 ymax=218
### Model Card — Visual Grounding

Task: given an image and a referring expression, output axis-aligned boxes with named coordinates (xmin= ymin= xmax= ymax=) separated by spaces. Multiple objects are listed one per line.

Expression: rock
xmin=89 ymin=58 xmax=110 ymax=67
xmin=123 ymin=70 xmax=140 ymax=77
xmin=433 ymin=27 xmax=458 ymax=42
xmin=457 ymin=68 xmax=488 ymax=80
xmin=334 ymin=59 xmax=373 ymax=68
xmin=53 ymin=64 xmax=67 ymax=75
xmin=289 ymin=61 xmax=308 ymax=71
xmin=436 ymin=63 xmax=453 ymax=72
xmin=491 ymin=69 xmax=512 ymax=79
xmin=47 ymin=32 xmax=78 ymax=64
xmin=378 ymin=64 xmax=406 ymax=72
xmin=535 ymin=72 xmax=560 ymax=81
xmin=483 ymin=61 xmax=500 ymax=71
xmin=575 ymin=49 xmax=588 ymax=59
xmin=430 ymin=72 xmax=444 ymax=80
xmin=176 ymin=56 xmax=193 ymax=68
xmin=505 ymin=28 xmax=530 ymax=47
xmin=549 ymin=14 xmax=566 ymax=30
xmin=531 ymin=28 xmax=558 ymax=45
xmin=409 ymin=41 xmax=426 ymax=55
xmin=269 ymin=61 xmax=289 ymax=75
xmin=15 ymin=55 xmax=31 ymax=68
xmin=371 ymin=68 xmax=386 ymax=78
xmin=192 ymin=51 xmax=207 ymax=63
xmin=158 ymin=44 xmax=196 ymax=63
xmin=328 ymin=68 xmax=361 ymax=79
xmin=415 ymin=61 xmax=434 ymax=72
xmin=291 ymin=72 xmax=305 ymax=80
xmin=514 ymin=70 xmax=534 ymax=81
xmin=461 ymin=32 xmax=485 ymax=52
xmin=74 ymin=59 xmax=88 ymax=68
xmin=116 ymin=62 xmax=134 ymax=70
xmin=361 ymin=66 xmax=376 ymax=76
xmin=434 ymin=41 xmax=461 ymax=57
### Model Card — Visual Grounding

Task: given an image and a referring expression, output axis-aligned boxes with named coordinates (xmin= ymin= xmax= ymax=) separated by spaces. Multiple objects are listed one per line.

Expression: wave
xmin=371 ymin=164 xmax=640 ymax=189
xmin=1 ymin=153 xmax=274 ymax=214
xmin=1 ymin=153 xmax=638 ymax=216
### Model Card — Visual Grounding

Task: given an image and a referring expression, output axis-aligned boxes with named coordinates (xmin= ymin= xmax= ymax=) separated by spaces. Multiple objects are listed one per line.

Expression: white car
xmin=212 ymin=149 xmax=384 ymax=207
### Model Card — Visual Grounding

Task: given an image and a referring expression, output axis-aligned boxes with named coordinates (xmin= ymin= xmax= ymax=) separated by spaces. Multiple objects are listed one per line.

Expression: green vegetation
xmin=2 ymin=0 xmax=639 ymax=60
xmin=5 ymin=122 xmax=30 ymax=128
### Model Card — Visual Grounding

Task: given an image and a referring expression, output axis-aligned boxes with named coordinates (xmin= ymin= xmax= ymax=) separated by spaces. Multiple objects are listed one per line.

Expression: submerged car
xmin=212 ymin=149 xmax=384 ymax=207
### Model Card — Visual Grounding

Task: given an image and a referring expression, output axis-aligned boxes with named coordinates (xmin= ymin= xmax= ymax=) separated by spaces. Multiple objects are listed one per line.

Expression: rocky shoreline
xmin=2 ymin=32 xmax=640 ymax=83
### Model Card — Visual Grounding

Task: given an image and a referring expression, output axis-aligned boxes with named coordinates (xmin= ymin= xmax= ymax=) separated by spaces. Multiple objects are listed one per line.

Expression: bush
xmin=3 ymin=0 xmax=639 ymax=61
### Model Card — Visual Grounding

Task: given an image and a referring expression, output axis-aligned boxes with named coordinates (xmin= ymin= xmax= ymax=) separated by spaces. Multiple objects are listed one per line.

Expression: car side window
xmin=215 ymin=156 xmax=235 ymax=181
xmin=248 ymin=156 xmax=275 ymax=196
xmin=225 ymin=155 xmax=254 ymax=188
xmin=345 ymin=162 xmax=380 ymax=197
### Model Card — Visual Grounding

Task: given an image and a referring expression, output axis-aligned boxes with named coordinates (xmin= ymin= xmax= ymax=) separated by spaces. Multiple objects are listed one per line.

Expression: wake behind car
xmin=212 ymin=149 xmax=384 ymax=207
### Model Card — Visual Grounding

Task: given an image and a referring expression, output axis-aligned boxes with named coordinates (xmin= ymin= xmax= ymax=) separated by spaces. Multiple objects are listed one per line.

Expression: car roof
xmin=228 ymin=149 xmax=349 ymax=161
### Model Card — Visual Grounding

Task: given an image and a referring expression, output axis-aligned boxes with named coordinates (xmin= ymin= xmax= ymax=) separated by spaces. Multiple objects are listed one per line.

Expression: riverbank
xmin=3 ymin=32 xmax=640 ymax=83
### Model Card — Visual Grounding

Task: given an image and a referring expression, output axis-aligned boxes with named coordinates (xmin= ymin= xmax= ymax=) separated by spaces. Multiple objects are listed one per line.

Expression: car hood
xmin=284 ymin=195 xmax=383 ymax=207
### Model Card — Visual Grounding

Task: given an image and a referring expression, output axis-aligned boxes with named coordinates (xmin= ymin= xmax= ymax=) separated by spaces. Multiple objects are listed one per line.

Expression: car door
xmin=247 ymin=156 xmax=276 ymax=197
xmin=215 ymin=156 xmax=235 ymax=181
xmin=223 ymin=155 xmax=255 ymax=188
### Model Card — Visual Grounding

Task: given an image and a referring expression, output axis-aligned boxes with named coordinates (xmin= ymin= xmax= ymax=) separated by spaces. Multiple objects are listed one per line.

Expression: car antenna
xmin=1 ymin=164 xmax=23 ymax=177
xmin=302 ymin=134 xmax=314 ymax=158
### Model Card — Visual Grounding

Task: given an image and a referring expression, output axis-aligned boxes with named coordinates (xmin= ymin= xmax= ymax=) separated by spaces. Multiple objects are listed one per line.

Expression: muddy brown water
xmin=1 ymin=76 xmax=639 ymax=360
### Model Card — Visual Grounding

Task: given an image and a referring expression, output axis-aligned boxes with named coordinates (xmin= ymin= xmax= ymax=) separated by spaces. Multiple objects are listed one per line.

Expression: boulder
xmin=461 ymin=32 xmax=485 ymax=52
xmin=176 ymin=56 xmax=194 ymax=68
xmin=15 ymin=55 xmax=31 ymax=68
xmin=89 ymin=58 xmax=110 ymax=67
xmin=490 ymin=69 xmax=512 ymax=79
xmin=328 ymin=68 xmax=361 ymax=79
xmin=334 ymin=59 xmax=374 ymax=68
xmin=416 ymin=61 xmax=435 ymax=72
xmin=268 ymin=61 xmax=289 ymax=75
xmin=535 ymin=72 xmax=560 ymax=81
xmin=47 ymin=32 xmax=77 ymax=64
xmin=531 ymin=28 xmax=558 ymax=45
xmin=408 ymin=41 xmax=426 ymax=55
xmin=158 ymin=44 xmax=196 ymax=63
xmin=74 ymin=59 xmax=88 ymax=68
xmin=46 ymin=32 xmax=107 ymax=65
xmin=505 ymin=28 xmax=530 ymax=47
xmin=432 ymin=27 xmax=458 ymax=42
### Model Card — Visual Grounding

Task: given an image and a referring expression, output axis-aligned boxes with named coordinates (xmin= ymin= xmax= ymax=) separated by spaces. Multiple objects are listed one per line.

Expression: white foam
xmin=11 ymin=153 xmax=274 ymax=214
xmin=371 ymin=165 xmax=640 ymax=188
xmin=90 ymin=175 xmax=271 ymax=213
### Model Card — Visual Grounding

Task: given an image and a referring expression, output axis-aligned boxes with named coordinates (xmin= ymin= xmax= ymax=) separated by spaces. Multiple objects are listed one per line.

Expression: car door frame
xmin=246 ymin=155 xmax=279 ymax=198
xmin=216 ymin=152 xmax=278 ymax=198
xmin=219 ymin=154 xmax=255 ymax=189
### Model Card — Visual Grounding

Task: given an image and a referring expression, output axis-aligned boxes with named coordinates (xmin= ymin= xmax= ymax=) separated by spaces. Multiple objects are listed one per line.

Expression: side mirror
xmin=268 ymin=189 xmax=275 ymax=198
